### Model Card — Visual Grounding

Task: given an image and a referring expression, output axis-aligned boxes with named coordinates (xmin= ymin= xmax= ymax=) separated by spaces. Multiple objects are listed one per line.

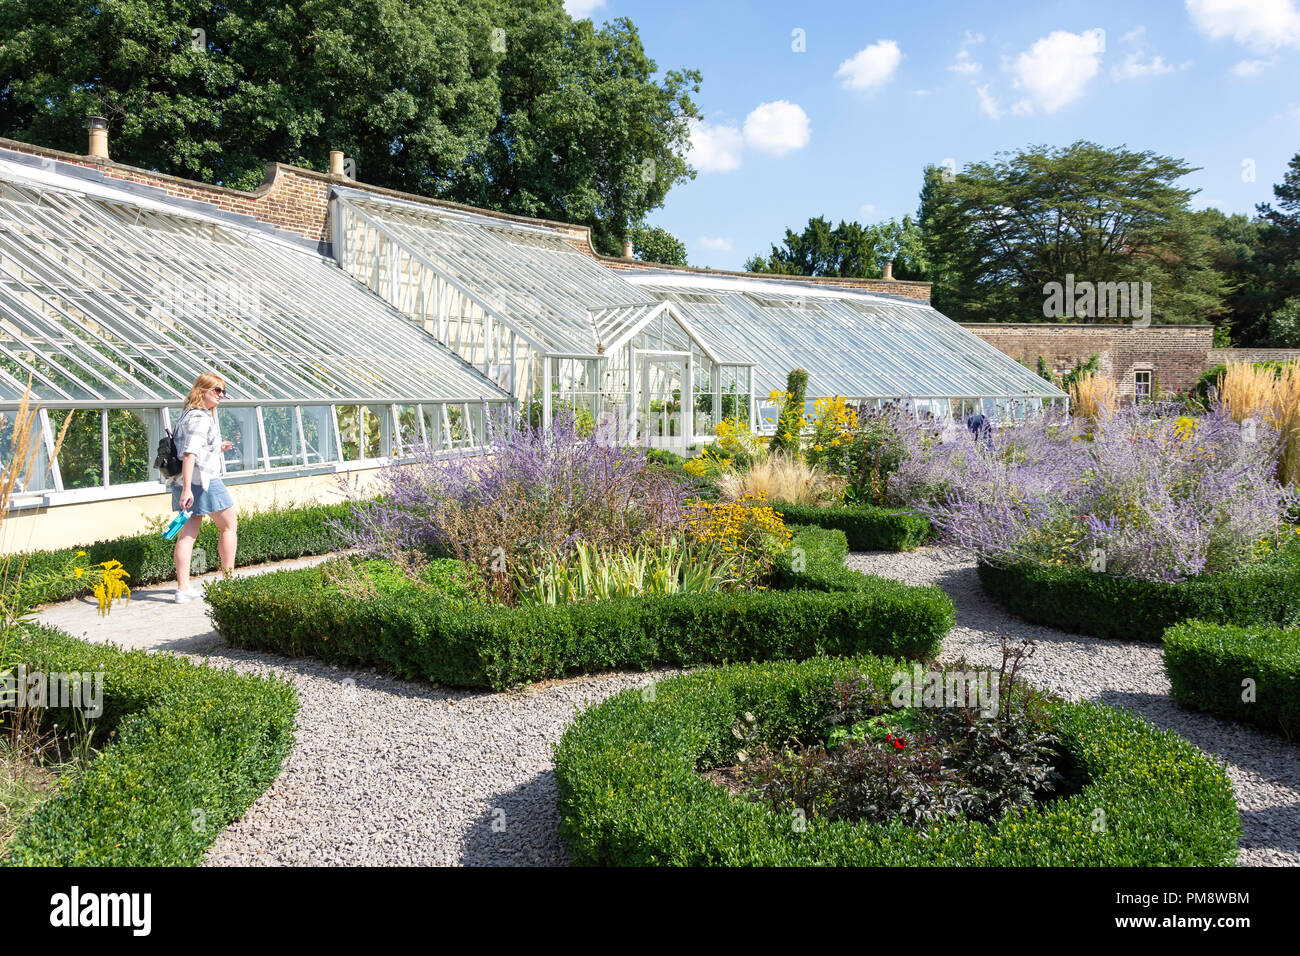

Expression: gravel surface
xmin=39 ymin=547 xmax=1297 ymax=866
xmin=848 ymin=546 xmax=1300 ymax=868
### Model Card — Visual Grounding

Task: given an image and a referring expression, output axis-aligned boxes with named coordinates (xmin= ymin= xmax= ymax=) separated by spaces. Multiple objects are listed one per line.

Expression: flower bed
xmin=206 ymin=528 xmax=955 ymax=691
xmin=3 ymin=626 xmax=296 ymax=866
xmin=977 ymin=557 xmax=1300 ymax=642
xmin=1164 ymin=620 xmax=1300 ymax=739
xmin=553 ymin=655 xmax=1241 ymax=866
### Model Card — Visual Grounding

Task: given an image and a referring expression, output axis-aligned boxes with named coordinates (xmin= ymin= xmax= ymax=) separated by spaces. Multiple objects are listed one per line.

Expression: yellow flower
xmin=74 ymin=568 xmax=84 ymax=579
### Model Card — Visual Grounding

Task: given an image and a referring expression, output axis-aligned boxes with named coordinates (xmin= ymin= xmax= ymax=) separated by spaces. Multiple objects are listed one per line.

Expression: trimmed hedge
xmin=3 ymin=625 xmax=297 ymax=866
xmin=977 ymin=558 xmax=1300 ymax=642
xmin=17 ymin=501 xmax=354 ymax=605
xmin=553 ymin=655 xmax=1241 ymax=866
xmin=771 ymin=502 xmax=930 ymax=552
xmin=1164 ymin=620 xmax=1300 ymax=739
xmin=206 ymin=529 xmax=955 ymax=691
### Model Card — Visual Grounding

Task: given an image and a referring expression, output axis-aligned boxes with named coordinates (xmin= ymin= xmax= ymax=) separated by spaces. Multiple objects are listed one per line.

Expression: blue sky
xmin=565 ymin=0 xmax=1300 ymax=270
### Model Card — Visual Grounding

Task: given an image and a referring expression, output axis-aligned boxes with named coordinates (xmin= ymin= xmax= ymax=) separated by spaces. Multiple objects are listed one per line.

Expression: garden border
xmin=553 ymin=655 xmax=1241 ymax=866
xmin=976 ymin=559 xmax=1300 ymax=642
xmin=3 ymin=626 xmax=297 ymax=866
xmin=206 ymin=528 xmax=955 ymax=691
xmin=1164 ymin=620 xmax=1300 ymax=740
xmin=770 ymin=502 xmax=930 ymax=552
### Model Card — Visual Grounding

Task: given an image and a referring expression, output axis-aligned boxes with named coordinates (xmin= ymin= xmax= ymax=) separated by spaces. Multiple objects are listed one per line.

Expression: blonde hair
xmin=183 ymin=372 xmax=225 ymax=412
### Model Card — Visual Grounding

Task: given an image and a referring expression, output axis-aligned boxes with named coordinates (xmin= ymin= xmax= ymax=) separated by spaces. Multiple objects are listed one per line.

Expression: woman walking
xmin=169 ymin=372 xmax=237 ymax=602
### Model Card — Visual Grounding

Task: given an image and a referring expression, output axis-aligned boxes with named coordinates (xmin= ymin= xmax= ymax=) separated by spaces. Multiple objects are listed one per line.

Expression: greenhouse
xmin=331 ymin=187 xmax=1065 ymax=448
xmin=0 ymin=158 xmax=511 ymax=506
xmin=621 ymin=270 xmax=1068 ymax=430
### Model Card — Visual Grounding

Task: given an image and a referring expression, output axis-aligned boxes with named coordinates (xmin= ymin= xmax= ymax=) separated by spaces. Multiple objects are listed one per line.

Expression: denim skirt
xmin=172 ymin=476 xmax=235 ymax=516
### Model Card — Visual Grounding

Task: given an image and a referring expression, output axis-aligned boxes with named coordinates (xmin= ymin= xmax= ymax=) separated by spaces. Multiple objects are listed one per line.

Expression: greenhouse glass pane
xmin=262 ymin=406 xmax=300 ymax=469
xmin=217 ymin=406 xmax=263 ymax=473
xmin=300 ymin=405 xmax=337 ymax=464
xmin=107 ymin=408 xmax=160 ymax=485
xmin=48 ymin=408 xmax=103 ymax=489
xmin=0 ymin=410 xmax=51 ymax=493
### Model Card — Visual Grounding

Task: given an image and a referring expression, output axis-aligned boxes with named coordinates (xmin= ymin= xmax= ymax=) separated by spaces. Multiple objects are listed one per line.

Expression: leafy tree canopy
xmin=0 ymin=0 xmax=700 ymax=255
xmin=918 ymin=141 xmax=1227 ymax=325
xmin=743 ymin=215 xmax=928 ymax=279
xmin=628 ymin=223 xmax=688 ymax=266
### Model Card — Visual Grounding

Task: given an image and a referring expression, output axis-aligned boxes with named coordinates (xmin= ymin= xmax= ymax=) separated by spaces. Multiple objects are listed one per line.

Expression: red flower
xmin=893 ymin=737 xmax=906 ymax=750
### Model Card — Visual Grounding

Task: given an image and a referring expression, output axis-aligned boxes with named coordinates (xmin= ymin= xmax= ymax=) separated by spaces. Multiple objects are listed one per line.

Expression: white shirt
xmin=169 ymin=408 xmax=226 ymax=491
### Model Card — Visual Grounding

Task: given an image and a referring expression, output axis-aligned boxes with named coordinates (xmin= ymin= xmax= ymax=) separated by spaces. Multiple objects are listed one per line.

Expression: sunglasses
xmin=209 ymin=386 xmax=227 ymax=397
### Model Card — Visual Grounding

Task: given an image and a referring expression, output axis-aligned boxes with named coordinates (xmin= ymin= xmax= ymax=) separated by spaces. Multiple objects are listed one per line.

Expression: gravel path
xmin=848 ymin=547 xmax=1300 ymax=868
xmin=37 ymin=547 xmax=1297 ymax=866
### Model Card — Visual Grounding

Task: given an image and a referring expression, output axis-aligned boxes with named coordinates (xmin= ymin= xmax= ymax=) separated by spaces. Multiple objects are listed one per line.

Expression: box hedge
xmin=977 ymin=558 xmax=1300 ymax=642
xmin=15 ymin=501 xmax=354 ymax=605
xmin=206 ymin=528 xmax=955 ymax=691
xmin=553 ymin=655 xmax=1241 ymax=866
xmin=3 ymin=625 xmax=297 ymax=866
xmin=1164 ymin=620 xmax=1300 ymax=740
xmin=770 ymin=502 xmax=931 ymax=552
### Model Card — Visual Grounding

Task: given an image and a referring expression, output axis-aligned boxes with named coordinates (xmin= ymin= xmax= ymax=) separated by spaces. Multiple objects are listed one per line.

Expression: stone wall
xmin=1208 ymin=348 xmax=1300 ymax=366
xmin=960 ymin=324 xmax=1216 ymax=396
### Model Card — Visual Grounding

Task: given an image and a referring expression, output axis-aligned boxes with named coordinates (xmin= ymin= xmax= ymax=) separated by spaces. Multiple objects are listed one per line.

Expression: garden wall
xmin=960 ymin=324 xmax=1215 ymax=396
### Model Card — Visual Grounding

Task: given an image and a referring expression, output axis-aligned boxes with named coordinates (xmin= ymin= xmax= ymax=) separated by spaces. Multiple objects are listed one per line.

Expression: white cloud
xmin=1122 ymin=25 xmax=1147 ymax=44
xmin=697 ymin=236 xmax=734 ymax=253
xmin=1232 ymin=56 xmax=1277 ymax=75
xmin=1009 ymin=29 xmax=1107 ymax=113
xmin=962 ymin=31 xmax=986 ymax=46
xmin=859 ymin=203 xmax=878 ymax=219
xmin=742 ymin=101 xmax=812 ymax=155
xmin=950 ymin=49 xmax=982 ymax=77
xmin=563 ymin=0 xmax=607 ymax=19
xmin=976 ymin=85 xmax=1003 ymax=119
xmin=1187 ymin=0 xmax=1300 ymax=50
xmin=1113 ymin=52 xmax=1176 ymax=79
xmin=687 ymin=118 xmax=744 ymax=173
xmin=835 ymin=40 xmax=903 ymax=91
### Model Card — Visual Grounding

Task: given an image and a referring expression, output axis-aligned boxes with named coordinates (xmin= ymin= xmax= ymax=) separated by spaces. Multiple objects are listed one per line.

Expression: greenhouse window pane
xmin=395 ymin=404 xmax=420 ymax=452
xmin=262 ymin=406 xmax=300 ymax=469
xmin=107 ymin=408 xmax=160 ymax=485
xmin=421 ymin=404 xmax=444 ymax=450
xmin=216 ymin=406 xmax=263 ymax=473
xmin=301 ymin=405 xmax=337 ymax=464
xmin=364 ymin=405 xmax=388 ymax=458
xmin=0 ymin=410 xmax=51 ymax=493
xmin=48 ymin=408 xmax=104 ymax=489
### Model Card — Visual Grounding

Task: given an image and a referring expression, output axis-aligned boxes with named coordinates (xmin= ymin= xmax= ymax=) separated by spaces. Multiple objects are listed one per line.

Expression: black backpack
xmin=154 ymin=410 xmax=189 ymax=477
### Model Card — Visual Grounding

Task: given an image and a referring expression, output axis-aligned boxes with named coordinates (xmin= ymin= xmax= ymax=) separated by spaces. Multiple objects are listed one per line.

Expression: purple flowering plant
xmin=894 ymin=404 xmax=1294 ymax=582
xmin=334 ymin=410 xmax=691 ymax=601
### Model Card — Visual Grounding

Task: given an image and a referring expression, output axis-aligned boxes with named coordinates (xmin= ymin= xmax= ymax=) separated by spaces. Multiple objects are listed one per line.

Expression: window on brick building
xmin=1134 ymin=369 xmax=1152 ymax=402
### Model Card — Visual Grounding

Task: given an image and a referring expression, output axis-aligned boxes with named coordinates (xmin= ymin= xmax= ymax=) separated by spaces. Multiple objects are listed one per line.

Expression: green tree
xmin=744 ymin=215 xmax=927 ymax=279
xmin=629 ymin=223 xmax=688 ymax=265
xmin=768 ymin=369 xmax=808 ymax=458
xmin=1252 ymin=151 xmax=1300 ymax=337
xmin=1266 ymin=297 xmax=1300 ymax=348
xmin=918 ymin=142 xmax=1227 ymax=324
xmin=0 ymin=0 xmax=699 ymax=251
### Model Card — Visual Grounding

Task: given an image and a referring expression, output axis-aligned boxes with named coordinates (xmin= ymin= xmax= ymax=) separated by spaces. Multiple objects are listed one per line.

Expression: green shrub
xmin=207 ymin=529 xmax=954 ymax=691
xmin=15 ymin=501 xmax=355 ymax=605
xmin=1164 ymin=620 xmax=1300 ymax=739
xmin=772 ymin=502 xmax=930 ymax=551
xmin=768 ymin=369 xmax=808 ymax=458
xmin=553 ymin=656 xmax=1241 ymax=866
xmin=3 ymin=626 xmax=297 ymax=866
xmin=977 ymin=559 xmax=1300 ymax=642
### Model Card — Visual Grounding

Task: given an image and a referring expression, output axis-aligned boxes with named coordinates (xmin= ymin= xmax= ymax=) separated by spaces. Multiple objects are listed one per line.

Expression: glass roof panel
xmin=0 ymin=167 xmax=508 ymax=406
xmin=626 ymin=274 xmax=1067 ymax=401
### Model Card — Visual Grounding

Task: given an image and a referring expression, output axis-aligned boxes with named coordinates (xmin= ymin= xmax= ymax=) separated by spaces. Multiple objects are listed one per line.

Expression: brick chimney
xmin=329 ymin=150 xmax=345 ymax=177
xmin=621 ymin=238 xmax=634 ymax=259
xmin=85 ymin=115 xmax=109 ymax=160
xmin=882 ymin=260 xmax=894 ymax=280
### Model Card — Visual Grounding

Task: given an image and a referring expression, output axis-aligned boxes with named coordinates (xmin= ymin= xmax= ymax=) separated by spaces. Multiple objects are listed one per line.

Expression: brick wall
xmin=1208 ymin=348 xmax=1300 ymax=366
xmin=961 ymin=324 xmax=1216 ymax=396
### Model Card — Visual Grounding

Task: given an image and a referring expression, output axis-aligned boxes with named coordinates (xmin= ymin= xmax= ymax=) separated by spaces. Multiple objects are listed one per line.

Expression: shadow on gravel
xmin=460 ymin=773 xmax=569 ymax=867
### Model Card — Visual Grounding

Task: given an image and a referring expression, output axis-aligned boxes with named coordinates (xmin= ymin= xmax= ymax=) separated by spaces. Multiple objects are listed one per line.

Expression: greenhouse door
xmin=632 ymin=350 xmax=692 ymax=452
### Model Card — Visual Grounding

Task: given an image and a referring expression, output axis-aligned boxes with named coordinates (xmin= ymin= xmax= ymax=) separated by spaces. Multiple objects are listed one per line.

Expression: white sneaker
xmin=174 ymin=588 xmax=202 ymax=604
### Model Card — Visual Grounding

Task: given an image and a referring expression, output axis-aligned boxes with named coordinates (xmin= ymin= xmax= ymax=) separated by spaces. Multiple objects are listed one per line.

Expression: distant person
xmin=168 ymin=372 xmax=237 ymax=602
xmin=967 ymin=412 xmax=993 ymax=449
